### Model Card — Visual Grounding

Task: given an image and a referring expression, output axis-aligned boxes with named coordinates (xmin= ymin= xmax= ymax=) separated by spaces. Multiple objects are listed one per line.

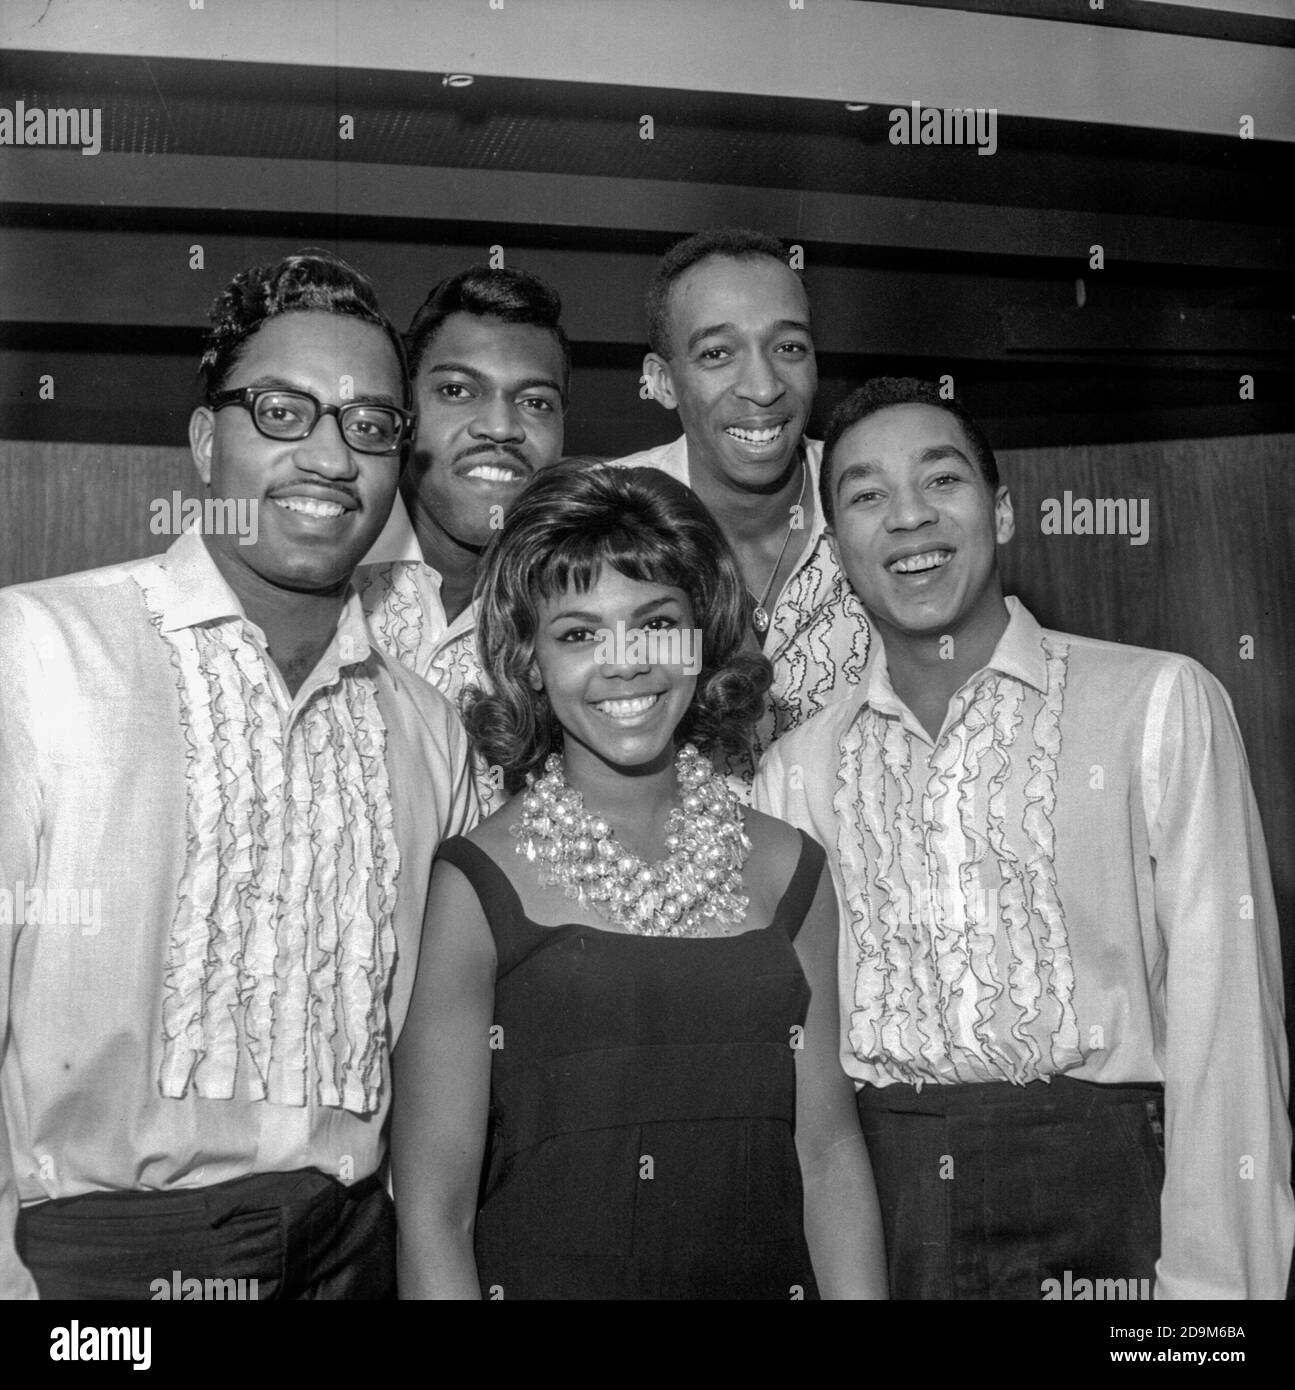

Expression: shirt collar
xmin=858 ymin=595 xmax=1049 ymax=722
xmin=152 ymin=530 xmax=373 ymax=668
xmin=358 ymin=493 xmax=452 ymax=607
xmin=152 ymin=530 xmax=245 ymax=632
xmin=677 ymin=435 xmax=828 ymax=545
xmin=987 ymin=596 xmax=1050 ymax=694
xmin=361 ymin=492 xmax=424 ymax=565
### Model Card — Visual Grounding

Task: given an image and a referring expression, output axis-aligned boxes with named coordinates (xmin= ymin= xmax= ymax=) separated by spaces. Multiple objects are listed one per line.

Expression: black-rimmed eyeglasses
xmin=210 ymin=387 xmax=415 ymax=456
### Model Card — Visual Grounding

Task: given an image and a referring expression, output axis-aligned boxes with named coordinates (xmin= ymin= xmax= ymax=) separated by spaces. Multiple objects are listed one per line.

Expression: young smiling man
xmin=0 ymin=251 xmax=477 ymax=1299
xmin=753 ymin=376 xmax=1292 ymax=1299
xmin=611 ymin=229 xmax=872 ymax=787
xmin=360 ymin=266 xmax=568 ymax=706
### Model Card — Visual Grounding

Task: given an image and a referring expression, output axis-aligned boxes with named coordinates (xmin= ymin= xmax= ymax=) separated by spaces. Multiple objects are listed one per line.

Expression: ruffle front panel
xmin=834 ymin=639 xmax=1080 ymax=1085
xmin=137 ymin=571 xmax=401 ymax=1115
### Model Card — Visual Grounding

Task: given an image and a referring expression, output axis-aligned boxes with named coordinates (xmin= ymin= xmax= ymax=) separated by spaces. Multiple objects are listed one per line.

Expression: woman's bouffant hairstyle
xmin=465 ymin=460 xmax=772 ymax=791
xmin=197 ymin=248 xmax=410 ymax=406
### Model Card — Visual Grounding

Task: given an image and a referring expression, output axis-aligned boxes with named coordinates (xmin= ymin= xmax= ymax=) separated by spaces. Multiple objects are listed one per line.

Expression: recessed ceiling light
xmin=443 ymin=74 xmax=474 ymax=88
xmin=844 ymin=103 xmax=869 ymax=111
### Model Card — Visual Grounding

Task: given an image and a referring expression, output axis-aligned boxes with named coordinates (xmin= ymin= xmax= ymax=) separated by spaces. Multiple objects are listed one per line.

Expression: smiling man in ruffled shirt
xmin=610 ymin=228 xmax=873 ymax=791
xmin=0 ymin=251 xmax=478 ymax=1300
xmin=753 ymin=376 xmax=1292 ymax=1300
xmin=357 ymin=267 xmax=569 ymax=813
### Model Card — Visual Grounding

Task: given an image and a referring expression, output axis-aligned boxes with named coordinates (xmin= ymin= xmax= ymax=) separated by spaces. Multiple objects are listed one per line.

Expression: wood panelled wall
xmin=996 ymin=432 xmax=1294 ymax=1007
xmin=2 ymin=431 xmax=1291 ymax=1012
xmin=0 ymin=440 xmax=188 ymax=586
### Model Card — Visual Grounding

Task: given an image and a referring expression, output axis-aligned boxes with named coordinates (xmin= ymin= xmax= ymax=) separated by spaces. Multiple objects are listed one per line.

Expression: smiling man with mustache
xmin=0 ymin=251 xmax=478 ymax=1300
xmin=359 ymin=267 xmax=570 ymax=732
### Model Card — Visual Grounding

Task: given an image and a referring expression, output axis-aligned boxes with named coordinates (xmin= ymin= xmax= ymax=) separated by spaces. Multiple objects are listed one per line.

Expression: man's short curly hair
xmin=465 ymin=459 xmax=772 ymax=791
xmin=645 ymin=227 xmax=791 ymax=360
xmin=197 ymin=248 xmax=409 ymax=406
xmin=405 ymin=265 xmax=571 ymax=400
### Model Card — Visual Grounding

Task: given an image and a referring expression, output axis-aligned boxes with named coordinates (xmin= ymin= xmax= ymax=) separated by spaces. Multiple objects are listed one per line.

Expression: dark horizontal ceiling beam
xmin=2 ymin=232 xmax=1289 ymax=369
xmin=1002 ymin=305 xmax=1295 ymax=352
xmin=2 ymin=50 xmax=1288 ymax=225
xmin=3 ymin=151 xmax=1288 ymax=273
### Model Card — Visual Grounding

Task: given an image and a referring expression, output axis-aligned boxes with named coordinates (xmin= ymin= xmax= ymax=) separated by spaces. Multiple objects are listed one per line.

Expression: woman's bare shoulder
xmin=462 ymin=794 xmax=526 ymax=860
xmin=742 ymin=806 xmax=811 ymax=901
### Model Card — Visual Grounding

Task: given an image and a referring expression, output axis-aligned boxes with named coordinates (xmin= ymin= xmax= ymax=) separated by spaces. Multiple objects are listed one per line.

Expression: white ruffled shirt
xmin=358 ymin=498 xmax=504 ymax=812
xmin=358 ymin=496 xmax=484 ymax=707
xmin=0 ymin=532 xmax=478 ymax=1298
xmin=753 ymin=598 xmax=1293 ymax=1299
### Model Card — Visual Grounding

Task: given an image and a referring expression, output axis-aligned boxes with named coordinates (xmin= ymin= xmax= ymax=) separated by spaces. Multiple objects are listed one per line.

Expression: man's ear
xmin=189 ymin=406 xmax=215 ymax=487
xmin=825 ymin=527 xmax=840 ymax=568
xmin=994 ymin=485 xmax=1015 ymax=545
xmin=642 ymin=354 xmax=677 ymax=411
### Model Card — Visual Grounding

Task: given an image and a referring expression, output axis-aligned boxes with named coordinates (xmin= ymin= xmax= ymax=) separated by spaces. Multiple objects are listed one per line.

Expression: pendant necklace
xmin=748 ymin=457 xmax=807 ymax=635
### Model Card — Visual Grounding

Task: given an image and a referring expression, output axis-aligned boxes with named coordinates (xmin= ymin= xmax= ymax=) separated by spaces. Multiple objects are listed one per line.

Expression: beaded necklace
xmin=510 ymin=744 xmax=751 ymax=937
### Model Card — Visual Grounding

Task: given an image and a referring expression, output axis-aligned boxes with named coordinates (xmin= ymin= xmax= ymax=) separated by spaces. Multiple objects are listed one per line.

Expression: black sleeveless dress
xmin=436 ymin=831 xmax=826 ymax=1301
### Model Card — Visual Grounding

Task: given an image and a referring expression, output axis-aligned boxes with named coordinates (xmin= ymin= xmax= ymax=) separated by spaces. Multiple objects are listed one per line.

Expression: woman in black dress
xmin=393 ymin=461 xmax=885 ymax=1299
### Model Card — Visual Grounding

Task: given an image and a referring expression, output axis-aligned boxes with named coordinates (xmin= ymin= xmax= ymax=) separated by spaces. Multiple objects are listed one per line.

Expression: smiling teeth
xmin=467 ymin=465 xmax=520 ymax=483
xmin=274 ymin=497 xmax=345 ymax=518
xmin=594 ymin=694 xmax=660 ymax=717
xmin=726 ymin=425 xmax=783 ymax=445
xmin=890 ymin=550 xmax=952 ymax=574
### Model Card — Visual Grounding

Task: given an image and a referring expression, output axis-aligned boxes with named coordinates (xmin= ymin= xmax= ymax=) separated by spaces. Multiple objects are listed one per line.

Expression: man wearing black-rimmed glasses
xmin=0 ymin=250 xmax=478 ymax=1299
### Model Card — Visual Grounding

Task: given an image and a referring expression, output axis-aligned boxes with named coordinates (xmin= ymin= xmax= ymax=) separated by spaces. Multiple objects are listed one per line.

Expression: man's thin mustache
xmin=454 ymin=443 xmax=529 ymax=466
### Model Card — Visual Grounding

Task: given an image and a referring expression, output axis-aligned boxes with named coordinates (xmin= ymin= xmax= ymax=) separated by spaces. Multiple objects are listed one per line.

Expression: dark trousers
xmin=857 ymin=1075 xmax=1164 ymax=1300
xmin=15 ymin=1168 xmax=395 ymax=1300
